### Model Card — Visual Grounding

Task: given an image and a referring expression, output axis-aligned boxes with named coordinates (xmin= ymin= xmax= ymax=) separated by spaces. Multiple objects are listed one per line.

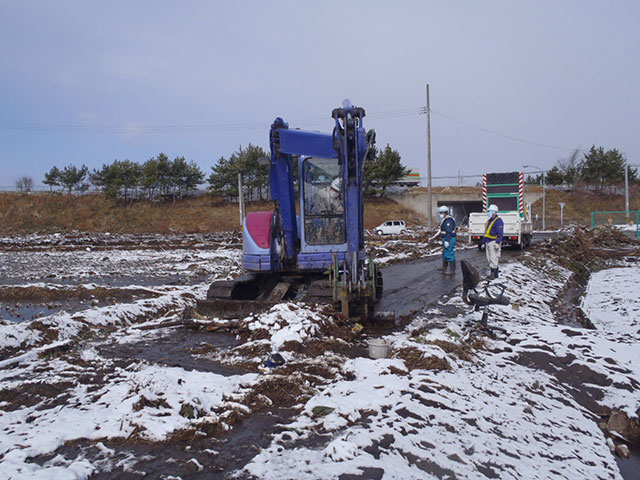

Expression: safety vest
xmin=485 ymin=216 xmax=499 ymax=239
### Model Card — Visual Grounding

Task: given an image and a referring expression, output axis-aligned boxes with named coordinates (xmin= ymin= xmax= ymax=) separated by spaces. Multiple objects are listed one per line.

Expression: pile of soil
xmin=394 ymin=346 xmax=451 ymax=371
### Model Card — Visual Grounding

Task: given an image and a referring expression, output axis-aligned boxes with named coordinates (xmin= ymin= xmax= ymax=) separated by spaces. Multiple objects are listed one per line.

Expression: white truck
xmin=468 ymin=171 xmax=533 ymax=250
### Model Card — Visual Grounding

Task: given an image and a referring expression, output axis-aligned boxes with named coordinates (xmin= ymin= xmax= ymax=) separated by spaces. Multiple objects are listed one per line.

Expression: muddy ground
xmin=0 ymin=228 xmax=638 ymax=479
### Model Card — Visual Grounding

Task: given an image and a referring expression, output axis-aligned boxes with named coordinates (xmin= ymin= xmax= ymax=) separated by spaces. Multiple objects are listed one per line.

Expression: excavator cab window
xmin=302 ymin=157 xmax=345 ymax=245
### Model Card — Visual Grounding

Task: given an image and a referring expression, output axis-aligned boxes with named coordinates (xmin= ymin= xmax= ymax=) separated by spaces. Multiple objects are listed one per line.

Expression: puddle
xmin=552 ymin=276 xmax=594 ymax=329
xmin=0 ymin=300 xmax=86 ymax=322
xmin=0 ymin=274 xmax=206 ymax=288
xmin=616 ymin=447 xmax=640 ymax=480
xmin=0 ymin=285 xmax=162 ymax=323
xmin=99 ymin=328 xmax=242 ymax=376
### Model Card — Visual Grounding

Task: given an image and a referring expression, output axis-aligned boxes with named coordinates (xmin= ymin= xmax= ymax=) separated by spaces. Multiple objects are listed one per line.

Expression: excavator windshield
xmin=302 ymin=157 xmax=346 ymax=245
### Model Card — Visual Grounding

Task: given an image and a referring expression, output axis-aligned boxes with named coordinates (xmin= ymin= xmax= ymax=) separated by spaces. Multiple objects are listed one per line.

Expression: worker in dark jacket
xmin=436 ymin=205 xmax=457 ymax=275
xmin=483 ymin=204 xmax=504 ymax=279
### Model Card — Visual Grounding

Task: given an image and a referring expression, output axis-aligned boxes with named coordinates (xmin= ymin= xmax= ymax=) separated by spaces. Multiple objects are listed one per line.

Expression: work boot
xmin=437 ymin=259 xmax=446 ymax=272
xmin=490 ymin=268 xmax=498 ymax=279
xmin=443 ymin=261 xmax=454 ymax=275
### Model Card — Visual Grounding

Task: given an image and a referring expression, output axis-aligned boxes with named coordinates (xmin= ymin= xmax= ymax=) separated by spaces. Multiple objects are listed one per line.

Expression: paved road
xmin=376 ymin=233 xmax=553 ymax=318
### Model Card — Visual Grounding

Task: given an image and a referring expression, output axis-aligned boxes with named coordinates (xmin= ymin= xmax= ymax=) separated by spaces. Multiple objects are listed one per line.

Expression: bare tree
xmin=16 ymin=176 xmax=34 ymax=193
xmin=557 ymin=149 xmax=580 ymax=189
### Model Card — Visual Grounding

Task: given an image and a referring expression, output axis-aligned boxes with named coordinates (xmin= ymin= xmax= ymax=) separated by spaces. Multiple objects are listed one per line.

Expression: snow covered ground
xmin=244 ymin=258 xmax=639 ymax=480
xmin=0 ymin=233 xmax=638 ymax=479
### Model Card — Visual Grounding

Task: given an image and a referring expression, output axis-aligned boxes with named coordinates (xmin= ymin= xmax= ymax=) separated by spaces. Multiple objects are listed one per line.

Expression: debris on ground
xmin=534 ymin=225 xmax=640 ymax=281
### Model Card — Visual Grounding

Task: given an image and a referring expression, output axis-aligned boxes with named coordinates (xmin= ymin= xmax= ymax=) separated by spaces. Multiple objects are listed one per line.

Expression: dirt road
xmin=377 ymin=233 xmax=553 ymax=318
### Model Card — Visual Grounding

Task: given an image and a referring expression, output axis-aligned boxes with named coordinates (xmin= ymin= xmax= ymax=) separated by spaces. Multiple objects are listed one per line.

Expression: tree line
xmin=527 ymin=145 xmax=638 ymax=193
xmin=33 ymin=143 xmax=635 ymax=201
xmin=35 ymin=143 xmax=409 ymax=201
xmin=42 ymin=154 xmax=205 ymax=201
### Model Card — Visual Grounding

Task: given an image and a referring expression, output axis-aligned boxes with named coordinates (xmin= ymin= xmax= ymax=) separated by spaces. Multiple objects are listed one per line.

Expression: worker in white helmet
xmin=313 ymin=177 xmax=343 ymax=214
xmin=306 ymin=177 xmax=344 ymax=244
xmin=436 ymin=205 xmax=457 ymax=275
xmin=483 ymin=204 xmax=504 ymax=279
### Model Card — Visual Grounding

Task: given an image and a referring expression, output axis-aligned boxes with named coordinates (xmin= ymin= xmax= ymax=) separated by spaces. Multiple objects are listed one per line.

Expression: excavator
xmin=196 ymin=101 xmax=383 ymax=321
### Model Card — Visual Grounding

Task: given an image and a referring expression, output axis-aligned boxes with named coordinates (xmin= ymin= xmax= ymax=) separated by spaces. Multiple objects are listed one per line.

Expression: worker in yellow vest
xmin=483 ymin=204 xmax=504 ymax=279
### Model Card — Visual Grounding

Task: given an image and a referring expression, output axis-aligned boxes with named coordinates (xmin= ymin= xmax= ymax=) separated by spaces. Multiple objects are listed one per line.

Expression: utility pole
xmin=542 ymin=172 xmax=546 ymax=231
xmin=625 ymin=163 xmax=629 ymax=223
xmin=426 ymin=83 xmax=433 ymax=229
xmin=238 ymin=173 xmax=245 ymax=227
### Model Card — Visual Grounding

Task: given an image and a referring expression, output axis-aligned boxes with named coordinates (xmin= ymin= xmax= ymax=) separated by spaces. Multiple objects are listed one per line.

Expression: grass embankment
xmin=0 ymin=193 xmax=426 ymax=234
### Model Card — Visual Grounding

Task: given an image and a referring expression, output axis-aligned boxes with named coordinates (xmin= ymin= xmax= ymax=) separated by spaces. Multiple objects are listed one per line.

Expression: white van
xmin=374 ymin=220 xmax=407 ymax=235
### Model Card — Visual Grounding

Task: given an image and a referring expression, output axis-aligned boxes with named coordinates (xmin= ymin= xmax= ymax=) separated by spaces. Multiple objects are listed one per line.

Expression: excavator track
xmin=196 ymin=273 xmax=335 ymax=319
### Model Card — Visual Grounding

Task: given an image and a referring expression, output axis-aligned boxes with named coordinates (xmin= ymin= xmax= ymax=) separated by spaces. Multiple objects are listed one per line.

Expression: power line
xmin=0 ymin=106 xmax=598 ymax=159
xmin=423 ymin=107 xmax=578 ymax=153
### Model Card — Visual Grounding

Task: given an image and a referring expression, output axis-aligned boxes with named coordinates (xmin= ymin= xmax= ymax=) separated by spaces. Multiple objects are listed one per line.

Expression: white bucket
xmin=367 ymin=338 xmax=391 ymax=359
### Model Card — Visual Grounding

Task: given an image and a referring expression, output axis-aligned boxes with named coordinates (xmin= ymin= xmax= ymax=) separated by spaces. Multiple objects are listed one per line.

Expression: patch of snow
xmin=582 ymin=266 xmax=640 ymax=337
xmin=245 ymin=303 xmax=325 ymax=350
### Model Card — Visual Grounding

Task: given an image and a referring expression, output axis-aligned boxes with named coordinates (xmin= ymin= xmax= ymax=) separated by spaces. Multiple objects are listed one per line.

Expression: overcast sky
xmin=1 ymin=1 xmax=638 ymax=188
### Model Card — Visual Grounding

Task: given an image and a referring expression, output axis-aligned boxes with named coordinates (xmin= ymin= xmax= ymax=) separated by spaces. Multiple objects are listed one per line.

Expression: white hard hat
xmin=438 ymin=205 xmax=449 ymax=213
xmin=488 ymin=204 xmax=499 ymax=213
xmin=330 ymin=178 xmax=341 ymax=191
